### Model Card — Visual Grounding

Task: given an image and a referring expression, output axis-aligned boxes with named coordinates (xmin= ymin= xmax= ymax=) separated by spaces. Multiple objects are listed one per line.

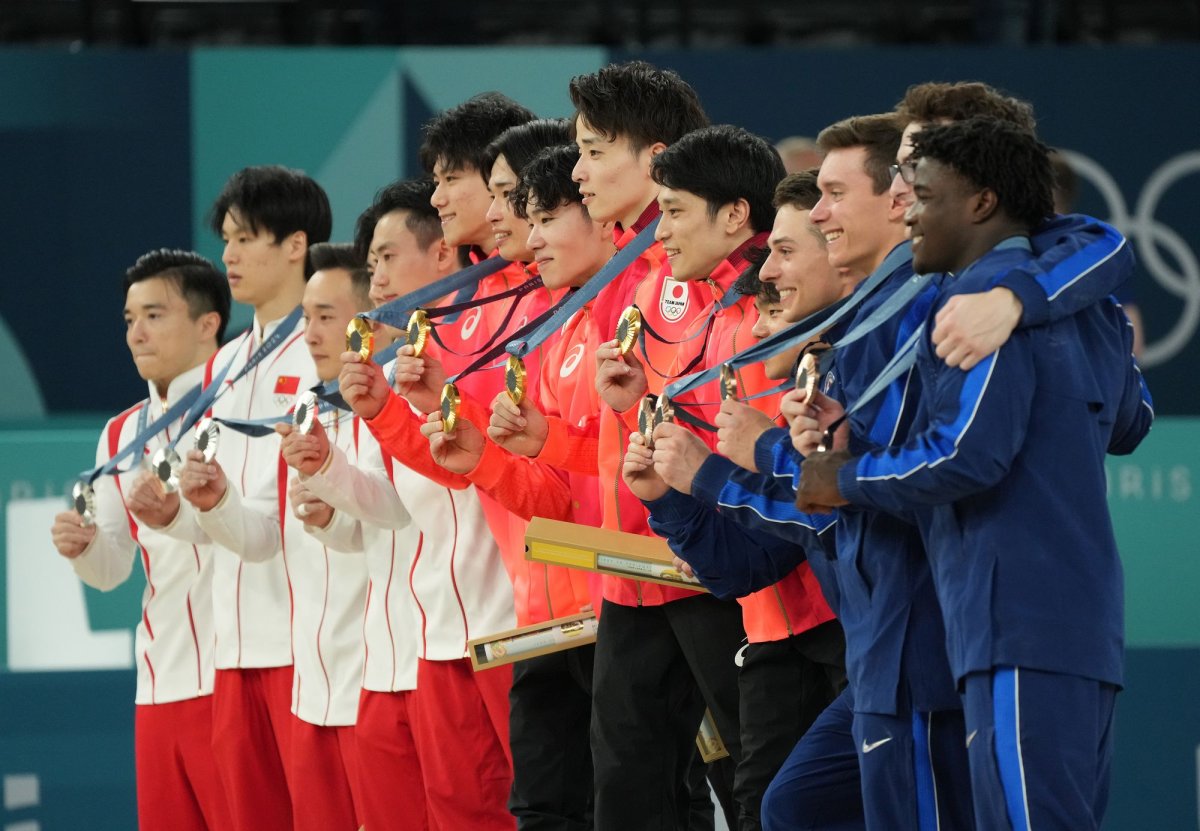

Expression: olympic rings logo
xmin=1062 ymin=149 xmax=1200 ymax=368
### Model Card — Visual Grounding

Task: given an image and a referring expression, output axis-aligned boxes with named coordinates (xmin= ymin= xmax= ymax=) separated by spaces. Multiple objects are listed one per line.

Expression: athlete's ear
xmin=283 ymin=230 xmax=307 ymax=265
xmin=724 ymin=198 xmax=751 ymax=234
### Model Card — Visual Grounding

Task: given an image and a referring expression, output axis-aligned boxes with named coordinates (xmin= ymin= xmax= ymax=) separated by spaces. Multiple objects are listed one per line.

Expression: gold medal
xmin=346 ymin=317 xmax=375 ymax=361
xmin=637 ymin=395 xmax=658 ymax=447
xmin=440 ymin=383 xmax=461 ymax=433
xmin=407 ymin=309 xmax=431 ymax=357
xmin=293 ymin=390 xmax=318 ymax=434
xmin=72 ymin=480 xmax=96 ymax=526
xmin=718 ymin=364 xmax=738 ymax=402
xmin=193 ymin=417 xmax=220 ymax=464
xmin=505 ymin=355 xmax=527 ymax=406
xmin=615 ymin=306 xmax=642 ymax=355
xmin=150 ymin=446 xmax=183 ymax=494
xmin=653 ymin=394 xmax=675 ymax=432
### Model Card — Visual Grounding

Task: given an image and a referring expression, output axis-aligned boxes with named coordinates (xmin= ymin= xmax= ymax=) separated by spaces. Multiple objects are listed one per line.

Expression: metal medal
xmin=406 ymin=309 xmax=431 ymax=357
xmin=193 ymin=417 xmax=220 ymax=463
xmin=150 ymin=446 xmax=183 ymax=493
xmin=347 ymin=317 xmax=375 ymax=361
xmin=440 ymin=382 xmax=461 ymax=434
xmin=293 ymin=390 xmax=319 ymax=434
xmin=505 ymin=355 xmax=527 ymax=406
xmin=615 ymin=306 xmax=642 ymax=355
xmin=718 ymin=363 xmax=738 ymax=402
xmin=72 ymin=480 xmax=96 ymax=526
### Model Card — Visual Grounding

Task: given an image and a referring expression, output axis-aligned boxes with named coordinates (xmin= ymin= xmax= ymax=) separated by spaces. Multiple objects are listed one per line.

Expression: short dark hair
xmin=733 ymin=259 xmax=781 ymax=303
xmin=125 ymin=249 xmax=231 ymax=343
xmin=418 ymin=92 xmax=536 ymax=174
xmin=308 ymin=242 xmax=372 ymax=309
xmin=896 ymin=81 xmax=1036 ymax=132
xmin=356 ymin=178 xmax=441 ymax=261
xmin=512 ymin=144 xmax=583 ymax=220
xmin=481 ymin=118 xmax=572 ymax=183
xmin=773 ymin=170 xmax=822 ymax=211
xmin=208 ymin=165 xmax=332 ymax=253
xmin=651 ymin=125 xmax=784 ymax=233
xmin=816 ymin=114 xmax=903 ymax=195
xmin=568 ymin=60 xmax=709 ymax=153
xmin=910 ymin=117 xmax=1054 ymax=231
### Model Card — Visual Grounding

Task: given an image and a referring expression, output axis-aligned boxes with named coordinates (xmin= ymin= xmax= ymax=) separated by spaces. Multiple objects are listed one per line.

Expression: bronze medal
xmin=615 ymin=306 xmax=642 ymax=355
xmin=505 ymin=355 xmax=527 ymax=406
xmin=637 ymin=395 xmax=658 ymax=447
xmin=795 ymin=352 xmax=822 ymax=401
xmin=72 ymin=480 xmax=96 ymax=526
xmin=346 ymin=317 xmax=375 ymax=361
xmin=407 ymin=309 xmax=431 ymax=357
xmin=718 ymin=364 xmax=738 ymax=402
xmin=293 ymin=390 xmax=318 ymax=434
xmin=440 ymin=383 xmax=461 ymax=434
xmin=193 ymin=417 xmax=220 ymax=464
xmin=653 ymin=394 xmax=675 ymax=432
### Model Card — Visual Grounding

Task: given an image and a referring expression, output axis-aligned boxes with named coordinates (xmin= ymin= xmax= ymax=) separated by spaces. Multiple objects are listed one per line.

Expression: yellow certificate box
xmin=525 ymin=517 xmax=707 ymax=593
xmin=467 ymin=612 xmax=599 ymax=671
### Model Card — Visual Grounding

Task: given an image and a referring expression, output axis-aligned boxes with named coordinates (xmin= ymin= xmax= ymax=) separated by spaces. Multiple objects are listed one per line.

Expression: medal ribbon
xmin=361 ymin=255 xmax=510 ymax=330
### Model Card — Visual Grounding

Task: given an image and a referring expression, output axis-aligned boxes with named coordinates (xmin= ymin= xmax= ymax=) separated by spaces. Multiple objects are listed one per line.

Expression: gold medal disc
xmin=615 ymin=306 xmax=642 ymax=355
xmin=440 ymin=383 xmax=461 ymax=434
xmin=637 ymin=395 xmax=658 ymax=447
xmin=407 ymin=310 xmax=431 ymax=357
xmin=194 ymin=417 xmax=221 ymax=464
xmin=718 ymin=364 xmax=738 ymax=402
xmin=505 ymin=355 xmax=527 ymax=406
xmin=72 ymin=480 xmax=96 ymax=526
xmin=347 ymin=317 xmax=375 ymax=361
xmin=653 ymin=394 xmax=675 ymax=431
xmin=293 ymin=390 xmax=319 ymax=434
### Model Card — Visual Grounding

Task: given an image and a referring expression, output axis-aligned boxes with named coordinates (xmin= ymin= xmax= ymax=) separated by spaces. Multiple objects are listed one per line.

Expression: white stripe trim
xmin=715 ymin=498 xmax=832 ymax=531
xmin=1046 ymin=236 xmax=1125 ymax=302
xmin=1013 ymin=668 xmax=1034 ymax=831
xmin=858 ymin=350 xmax=1001 ymax=483
xmin=927 ymin=712 xmax=942 ymax=831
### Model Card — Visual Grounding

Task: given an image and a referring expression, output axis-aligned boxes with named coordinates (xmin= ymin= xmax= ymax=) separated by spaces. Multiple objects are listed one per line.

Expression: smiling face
xmin=750 ymin=295 xmax=800 ymax=380
xmin=526 ymin=200 xmax=614 ymax=291
xmin=485 ymin=154 xmax=534 ymax=262
xmin=572 ymin=115 xmax=663 ymax=228
xmin=759 ymin=205 xmax=845 ymax=322
xmin=125 ymin=276 xmax=217 ymax=393
xmin=303 ymin=267 xmax=364 ymax=382
xmin=654 ymin=187 xmax=740 ymax=281
xmin=431 ymin=159 xmax=494 ymax=250
xmin=809 ymin=147 xmax=898 ymax=277
xmin=905 ymin=157 xmax=978 ymax=276
xmin=368 ymin=210 xmax=452 ymax=306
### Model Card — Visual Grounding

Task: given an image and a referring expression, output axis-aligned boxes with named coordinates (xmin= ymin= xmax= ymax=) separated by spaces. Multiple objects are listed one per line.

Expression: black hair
xmin=910 ymin=117 xmax=1054 ymax=231
xmin=481 ymin=118 xmax=572 ymax=183
xmin=124 ymin=249 xmax=231 ymax=343
xmin=733 ymin=258 xmax=781 ymax=304
xmin=650 ymin=125 xmax=784 ymax=233
xmin=816 ymin=114 xmax=903 ymax=195
xmin=511 ymin=144 xmax=584 ymax=220
xmin=568 ymin=60 xmax=709 ymax=152
xmin=308 ymin=242 xmax=372 ymax=309
xmin=418 ymin=92 xmax=536 ymax=175
xmin=356 ymin=178 xmax=441 ymax=262
xmin=207 ymin=165 xmax=333 ymax=259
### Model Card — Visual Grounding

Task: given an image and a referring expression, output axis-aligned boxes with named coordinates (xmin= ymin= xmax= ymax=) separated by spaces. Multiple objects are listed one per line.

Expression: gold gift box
xmin=467 ymin=611 xmax=598 ymax=671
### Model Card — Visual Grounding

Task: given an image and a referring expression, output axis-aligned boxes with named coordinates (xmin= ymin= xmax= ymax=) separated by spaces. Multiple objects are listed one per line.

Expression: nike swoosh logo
xmin=861 ymin=737 xmax=893 ymax=754
xmin=966 ymin=729 xmax=979 ymax=748
xmin=733 ymin=643 xmax=750 ymax=668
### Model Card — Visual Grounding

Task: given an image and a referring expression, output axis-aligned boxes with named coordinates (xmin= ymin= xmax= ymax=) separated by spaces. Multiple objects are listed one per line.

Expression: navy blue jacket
xmin=840 ymin=237 xmax=1153 ymax=687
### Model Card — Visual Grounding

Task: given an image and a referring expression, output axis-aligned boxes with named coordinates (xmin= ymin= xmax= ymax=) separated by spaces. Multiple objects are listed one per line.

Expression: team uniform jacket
xmin=73 ymin=364 xmax=216 ymax=704
xmin=300 ymin=407 xmax=419 ymax=693
xmin=687 ymin=216 xmax=1136 ymax=711
xmin=840 ymin=237 xmax=1153 ymax=687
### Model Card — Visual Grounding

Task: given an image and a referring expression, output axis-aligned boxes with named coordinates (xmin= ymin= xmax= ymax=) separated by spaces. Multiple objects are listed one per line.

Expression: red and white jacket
xmin=301 ymin=409 xmax=419 ymax=694
xmin=73 ymin=364 xmax=215 ymax=705
xmin=167 ymin=311 xmax=316 ymax=669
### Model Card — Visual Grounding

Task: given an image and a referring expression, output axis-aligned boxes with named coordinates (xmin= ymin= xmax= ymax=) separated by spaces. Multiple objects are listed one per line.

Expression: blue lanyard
xmin=78 ymin=386 xmax=201 ymax=485
xmin=505 ymin=217 xmax=660 ymax=359
xmin=362 ymin=255 xmax=510 ymax=330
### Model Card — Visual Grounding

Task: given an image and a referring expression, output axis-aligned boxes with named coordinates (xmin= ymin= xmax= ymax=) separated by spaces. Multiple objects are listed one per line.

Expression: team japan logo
xmin=659 ymin=279 xmax=689 ymax=322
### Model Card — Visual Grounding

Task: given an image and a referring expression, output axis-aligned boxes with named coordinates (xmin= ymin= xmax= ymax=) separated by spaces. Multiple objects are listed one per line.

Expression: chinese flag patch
xmin=274 ymin=375 xmax=300 ymax=396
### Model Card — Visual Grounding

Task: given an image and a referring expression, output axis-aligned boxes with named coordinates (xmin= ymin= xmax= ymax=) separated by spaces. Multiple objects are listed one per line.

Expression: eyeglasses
xmin=889 ymin=160 xmax=918 ymax=184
